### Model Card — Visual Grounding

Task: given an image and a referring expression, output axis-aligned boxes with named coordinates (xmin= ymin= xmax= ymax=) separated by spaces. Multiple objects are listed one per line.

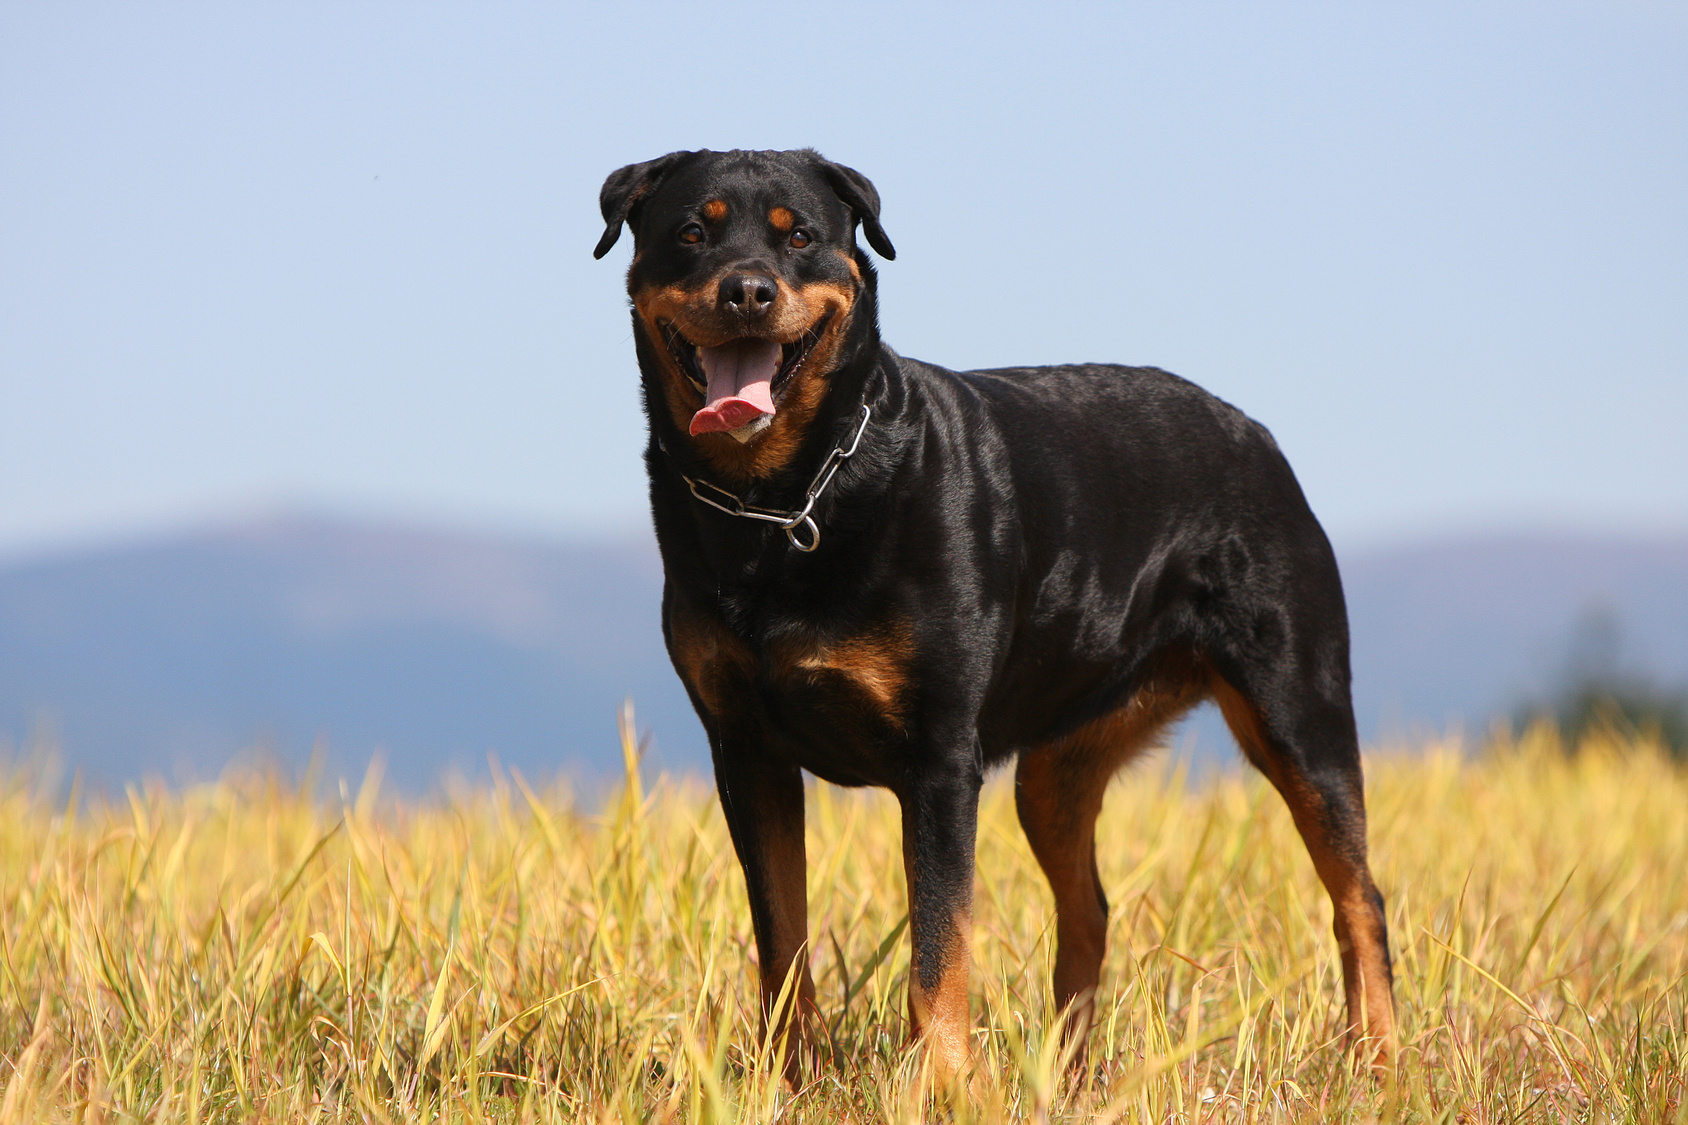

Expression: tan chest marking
xmin=772 ymin=621 xmax=914 ymax=727
xmin=668 ymin=608 xmax=753 ymax=719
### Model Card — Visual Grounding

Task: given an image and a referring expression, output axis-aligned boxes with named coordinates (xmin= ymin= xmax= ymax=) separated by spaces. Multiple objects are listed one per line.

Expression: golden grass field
xmin=2 ymin=720 xmax=1684 ymax=1123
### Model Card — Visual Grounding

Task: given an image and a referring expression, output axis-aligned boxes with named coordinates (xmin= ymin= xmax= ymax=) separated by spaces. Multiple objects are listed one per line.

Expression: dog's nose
xmin=718 ymin=272 xmax=778 ymax=319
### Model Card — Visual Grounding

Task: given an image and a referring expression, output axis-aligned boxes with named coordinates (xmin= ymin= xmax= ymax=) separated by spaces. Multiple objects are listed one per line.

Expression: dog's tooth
xmin=726 ymin=414 xmax=773 ymax=443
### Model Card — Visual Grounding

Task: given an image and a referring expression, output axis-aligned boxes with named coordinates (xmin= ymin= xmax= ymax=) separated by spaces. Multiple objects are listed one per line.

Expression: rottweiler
xmin=593 ymin=148 xmax=1394 ymax=1085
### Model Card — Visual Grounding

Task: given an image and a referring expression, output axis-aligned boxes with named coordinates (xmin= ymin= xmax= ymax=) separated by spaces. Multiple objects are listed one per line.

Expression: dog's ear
xmin=812 ymin=155 xmax=896 ymax=261
xmin=593 ymin=151 xmax=692 ymax=260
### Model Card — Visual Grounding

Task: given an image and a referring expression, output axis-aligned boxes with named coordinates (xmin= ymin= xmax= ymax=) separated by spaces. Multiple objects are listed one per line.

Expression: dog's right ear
xmin=593 ymin=151 xmax=692 ymax=260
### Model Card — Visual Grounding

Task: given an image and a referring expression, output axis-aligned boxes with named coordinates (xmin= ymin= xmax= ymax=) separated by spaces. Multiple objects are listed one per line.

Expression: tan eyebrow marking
xmin=768 ymin=206 xmax=795 ymax=232
xmin=702 ymin=199 xmax=728 ymax=221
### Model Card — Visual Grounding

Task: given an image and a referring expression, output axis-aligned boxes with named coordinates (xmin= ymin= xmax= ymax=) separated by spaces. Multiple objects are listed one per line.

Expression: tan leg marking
xmin=902 ymin=834 xmax=974 ymax=1086
xmin=755 ymin=808 xmax=818 ymax=1083
xmin=1211 ymin=676 xmax=1396 ymax=1066
xmin=1016 ymin=682 xmax=1201 ymax=1068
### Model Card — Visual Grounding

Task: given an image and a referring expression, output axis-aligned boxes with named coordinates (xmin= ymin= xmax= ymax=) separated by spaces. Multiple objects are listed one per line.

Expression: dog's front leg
xmin=899 ymin=757 xmax=983 ymax=1087
xmin=712 ymin=743 xmax=815 ymax=1084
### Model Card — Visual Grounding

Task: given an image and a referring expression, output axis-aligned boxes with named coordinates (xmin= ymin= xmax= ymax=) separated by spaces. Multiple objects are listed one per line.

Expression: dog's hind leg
xmin=1014 ymin=686 xmax=1198 ymax=1069
xmin=1209 ymin=659 xmax=1396 ymax=1068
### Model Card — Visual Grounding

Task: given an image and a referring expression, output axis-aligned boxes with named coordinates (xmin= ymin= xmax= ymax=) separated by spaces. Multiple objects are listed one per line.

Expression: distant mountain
xmin=0 ymin=516 xmax=691 ymax=790
xmin=1 ymin=516 xmax=1683 ymax=788
xmin=1340 ymin=534 xmax=1688 ymax=741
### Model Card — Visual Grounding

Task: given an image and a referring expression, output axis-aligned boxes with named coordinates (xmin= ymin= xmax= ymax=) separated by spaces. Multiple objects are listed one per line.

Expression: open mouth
xmin=658 ymin=309 xmax=830 ymax=410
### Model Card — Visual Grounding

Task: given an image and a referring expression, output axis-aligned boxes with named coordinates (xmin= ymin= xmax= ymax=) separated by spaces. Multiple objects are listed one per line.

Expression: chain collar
xmin=667 ymin=404 xmax=872 ymax=552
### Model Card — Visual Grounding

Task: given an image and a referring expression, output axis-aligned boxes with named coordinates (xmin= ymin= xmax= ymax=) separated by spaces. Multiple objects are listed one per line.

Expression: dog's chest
xmin=763 ymin=622 xmax=912 ymax=727
xmin=667 ymin=603 xmax=914 ymax=769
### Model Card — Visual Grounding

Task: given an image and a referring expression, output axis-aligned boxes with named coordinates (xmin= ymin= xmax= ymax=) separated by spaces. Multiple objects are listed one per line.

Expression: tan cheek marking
xmin=643 ymin=271 xmax=861 ymax=484
xmin=629 ymin=284 xmax=712 ymax=434
xmin=632 ymin=281 xmax=720 ymax=334
xmin=702 ymin=198 xmax=728 ymax=221
xmin=689 ymin=284 xmax=857 ymax=482
xmin=835 ymin=250 xmax=861 ymax=283
xmin=768 ymin=206 xmax=795 ymax=232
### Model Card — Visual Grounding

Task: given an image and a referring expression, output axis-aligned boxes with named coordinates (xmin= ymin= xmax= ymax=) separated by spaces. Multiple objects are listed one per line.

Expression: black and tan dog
xmin=594 ymin=148 xmax=1393 ymax=1084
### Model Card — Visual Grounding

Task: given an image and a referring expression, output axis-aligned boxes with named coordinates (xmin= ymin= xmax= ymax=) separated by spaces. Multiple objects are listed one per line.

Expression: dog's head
xmin=595 ymin=149 xmax=893 ymax=477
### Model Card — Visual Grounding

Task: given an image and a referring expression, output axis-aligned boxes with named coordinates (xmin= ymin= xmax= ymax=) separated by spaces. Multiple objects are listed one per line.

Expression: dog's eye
xmin=789 ymin=229 xmax=812 ymax=249
xmin=678 ymin=223 xmax=704 ymax=245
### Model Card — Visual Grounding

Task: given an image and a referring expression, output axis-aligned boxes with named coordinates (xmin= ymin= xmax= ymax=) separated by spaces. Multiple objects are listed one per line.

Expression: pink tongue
xmin=690 ymin=340 xmax=781 ymax=435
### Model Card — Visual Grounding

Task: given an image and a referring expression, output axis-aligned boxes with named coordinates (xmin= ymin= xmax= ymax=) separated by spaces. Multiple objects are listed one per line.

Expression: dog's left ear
xmin=812 ymin=155 xmax=896 ymax=261
xmin=594 ymin=151 xmax=693 ymax=260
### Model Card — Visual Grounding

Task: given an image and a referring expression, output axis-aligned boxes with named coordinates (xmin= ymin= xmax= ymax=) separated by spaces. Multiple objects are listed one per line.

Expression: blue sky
xmin=2 ymin=1 xmax=1684 ymax=560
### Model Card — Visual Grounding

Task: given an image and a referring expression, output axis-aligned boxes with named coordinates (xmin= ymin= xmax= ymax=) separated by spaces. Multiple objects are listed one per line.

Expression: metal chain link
xmin=679 ymin=403 xmax=872 ymax=552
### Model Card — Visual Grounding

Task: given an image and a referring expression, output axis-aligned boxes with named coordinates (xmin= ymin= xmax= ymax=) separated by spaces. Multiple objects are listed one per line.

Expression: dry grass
xmin=2 ymin=719 xmax=1685 ymax=1123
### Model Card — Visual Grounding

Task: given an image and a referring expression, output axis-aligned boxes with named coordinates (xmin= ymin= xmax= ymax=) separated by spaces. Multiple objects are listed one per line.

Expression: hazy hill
xmin=1 ymin=516 xmax=1683 ymax=788
xmin=0 ymin=517 xmax=684 ymax=790
xmin=1341 ymin=534 xmax=1688 ymax=740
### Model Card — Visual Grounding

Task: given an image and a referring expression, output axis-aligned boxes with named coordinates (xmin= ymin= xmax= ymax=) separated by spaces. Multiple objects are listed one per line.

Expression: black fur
xmin=596 ymin=148 xmax=1393 ymax=1078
